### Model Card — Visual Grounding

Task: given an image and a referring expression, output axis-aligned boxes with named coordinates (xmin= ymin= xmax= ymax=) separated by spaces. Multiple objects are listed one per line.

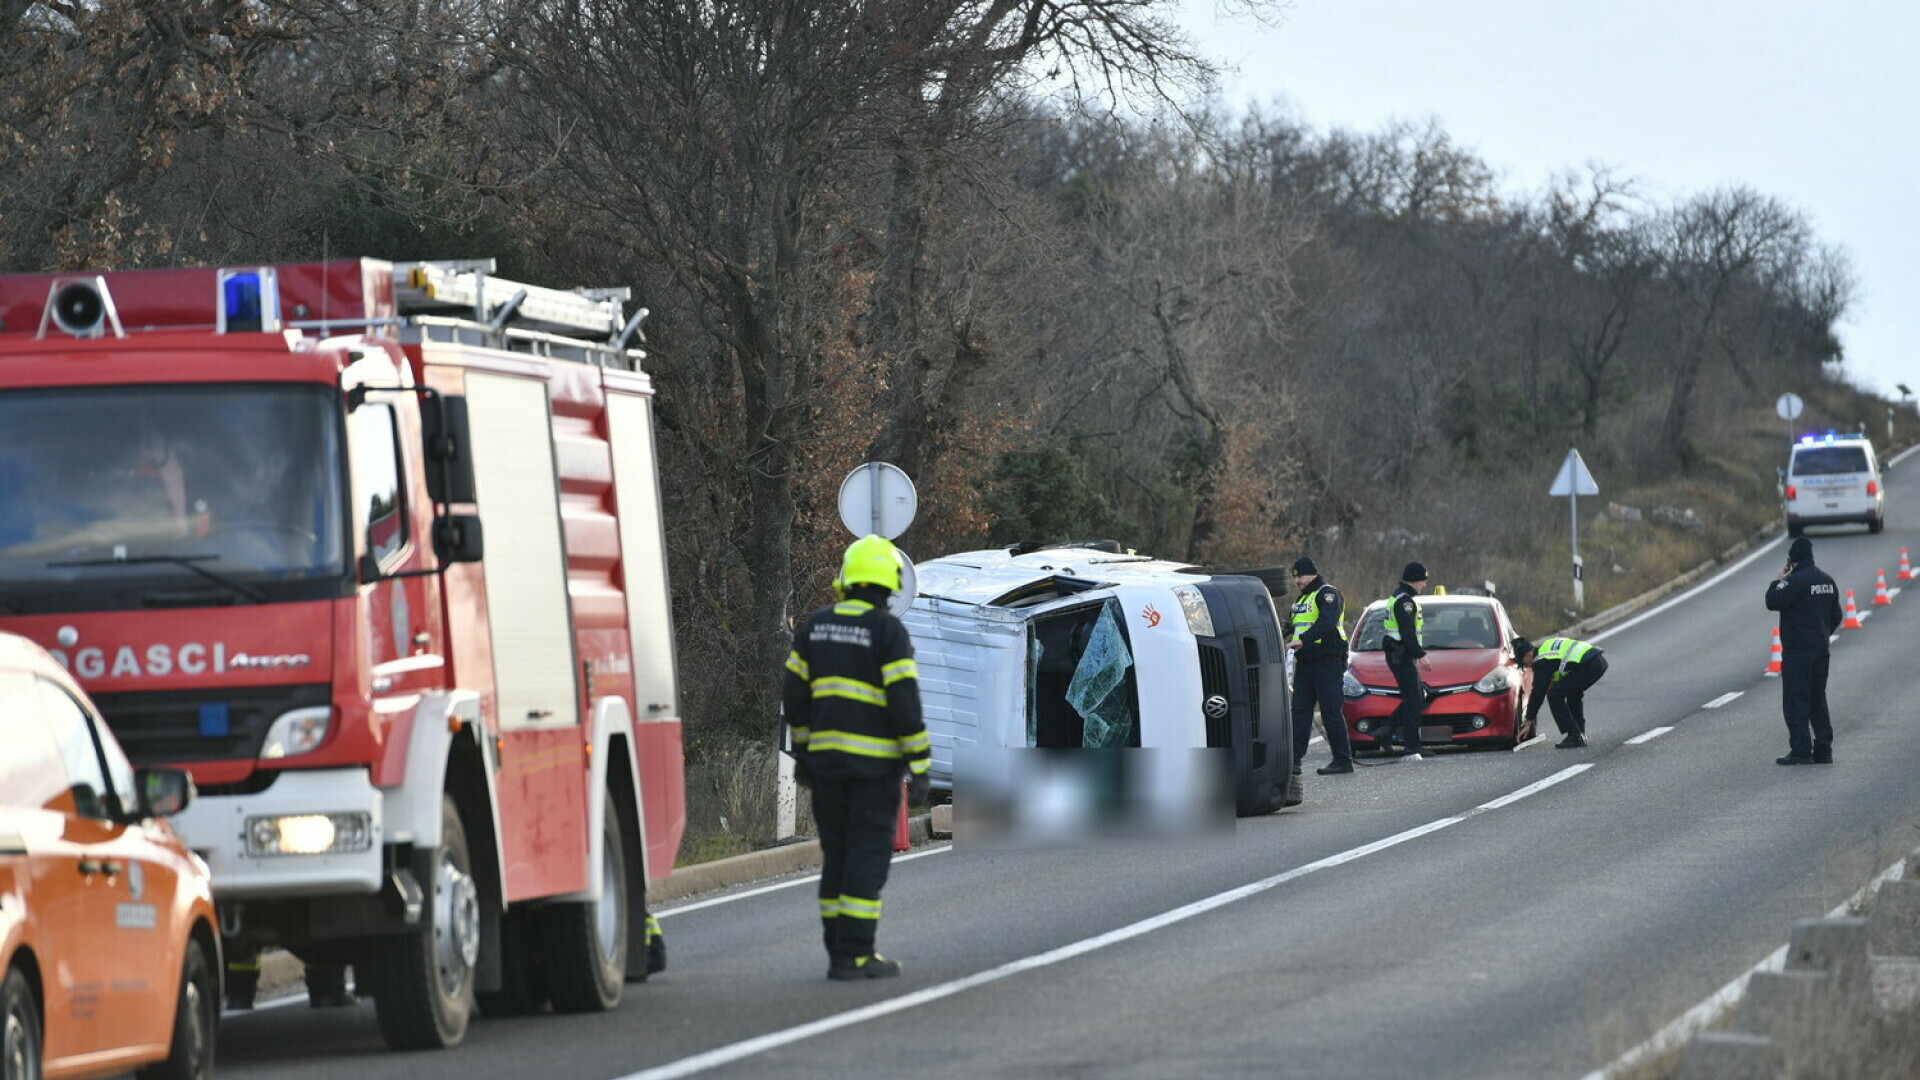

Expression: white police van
xmin=1784 ymin=433 xmax=1884 ymax=536
xmin=900 ymin=542 xmax=1294 ymax=817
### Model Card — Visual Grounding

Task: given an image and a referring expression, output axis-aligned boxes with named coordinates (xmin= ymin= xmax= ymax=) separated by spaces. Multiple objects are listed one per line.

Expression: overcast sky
xmin=1179 ymin=0 xmax=1917 ymax=403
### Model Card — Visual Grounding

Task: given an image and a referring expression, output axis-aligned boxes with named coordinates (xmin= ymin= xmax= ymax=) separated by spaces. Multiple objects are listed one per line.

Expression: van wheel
xmin=368 ymin=796 xmax=477 ymax=1048
xmin=544 ymin=793 xmax=628 ymax=1012
xmin=1869 ymin=514 xmax=1884 ymax=534
xmin=137 ymin=938 xmax=215 ymax=1080
xmin=2 ymin=968 xmax=41 ymax=1080
xmin=1787 ymin=522 xmax=1804 ymax=538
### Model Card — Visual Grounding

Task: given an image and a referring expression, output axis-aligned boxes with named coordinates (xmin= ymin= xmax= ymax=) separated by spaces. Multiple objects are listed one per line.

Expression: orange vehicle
xmin=0 ymin=631 xmax=217 ymax=1080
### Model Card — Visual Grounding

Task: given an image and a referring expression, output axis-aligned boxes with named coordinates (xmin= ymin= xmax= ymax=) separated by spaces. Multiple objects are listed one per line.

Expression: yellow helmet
xmin=838 ymin=534 xmax=901 ymax=593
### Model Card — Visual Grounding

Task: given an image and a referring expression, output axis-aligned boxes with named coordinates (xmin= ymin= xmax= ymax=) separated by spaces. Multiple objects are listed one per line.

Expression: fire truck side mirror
xmin=433 ymin=514 xmax=484 ymax=564
xmin=421 ymin=395 xmax=477 ymax=505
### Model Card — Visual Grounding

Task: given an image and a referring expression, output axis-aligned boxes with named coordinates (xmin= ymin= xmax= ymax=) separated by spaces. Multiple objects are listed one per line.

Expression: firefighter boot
xmin=645 ymin=916 xmax=668 ymax=976
xmin=829 ymin=953 xmax=902 ymax=980
xmin=305 ymin=964 xmax=357 ymax=1008
xmin=225 ymin=962 xmax=260 ymax=1011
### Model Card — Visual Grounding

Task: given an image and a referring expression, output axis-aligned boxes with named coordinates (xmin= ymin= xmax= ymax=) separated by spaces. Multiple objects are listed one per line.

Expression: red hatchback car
xmin=1339 ymin=595 xmax=1536 ymax=753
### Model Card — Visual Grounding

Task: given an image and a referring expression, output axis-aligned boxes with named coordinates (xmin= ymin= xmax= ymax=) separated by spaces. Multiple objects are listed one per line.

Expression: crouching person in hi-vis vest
xmin=783 ymin=534 xmax=930 ymax=979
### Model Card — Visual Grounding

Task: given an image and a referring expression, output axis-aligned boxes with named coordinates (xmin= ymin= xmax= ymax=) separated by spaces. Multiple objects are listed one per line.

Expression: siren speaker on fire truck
xmin=41 ymin=276 xmax=123 ymax=338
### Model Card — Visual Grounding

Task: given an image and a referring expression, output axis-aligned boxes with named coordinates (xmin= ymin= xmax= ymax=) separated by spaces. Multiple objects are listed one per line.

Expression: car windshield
xmin=0 ymin=384 xmax=347 ymax=609
xmin=1350 ymin=602 xmax=1502 ymax=652
xmin=1791 ymin=446 xmax=1870 ymax=475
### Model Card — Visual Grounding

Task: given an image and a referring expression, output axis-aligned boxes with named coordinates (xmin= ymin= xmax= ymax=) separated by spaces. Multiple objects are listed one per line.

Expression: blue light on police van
xmin=217 ymin=266 xmax=282 ymax=333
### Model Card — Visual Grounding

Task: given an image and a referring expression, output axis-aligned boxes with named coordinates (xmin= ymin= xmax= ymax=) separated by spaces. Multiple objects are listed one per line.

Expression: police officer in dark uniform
xmin=783 ymin=534 xmax=930 ymax=979
xmin=1764 ymin=536 xmax=1842 ymax=765
xmin=1381 ymin=563 xmax=1432 ymax=762
xmin=1288 ymin=556 xmax=1354 ymax=775
xmin=1510 ymin=636 xmax=1608 ymax=748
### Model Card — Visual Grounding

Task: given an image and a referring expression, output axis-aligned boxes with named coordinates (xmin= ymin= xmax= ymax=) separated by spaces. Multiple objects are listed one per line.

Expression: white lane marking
xmin=1701 ymin=692 xmax=1743 ymax=709
xmin=1625 ymin=727 xmax=1673 ymax=745
xmin=618 ymin=766 xmax=1595 ymax=1080
xmin=223 ymin=993 xmax=306 ymax=1019
xmin=658 ymin=846 xmax=951 ymax=918
xmin=1590 ymin=542 xmax=1776 ymax=644
xmin=1581 ymin=855 xmax=1910 ymax=1080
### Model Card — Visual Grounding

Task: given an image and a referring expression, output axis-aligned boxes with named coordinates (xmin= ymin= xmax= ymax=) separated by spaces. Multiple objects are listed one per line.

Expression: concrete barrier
xmin=1784 ymin=916 xmax=1871 ymax=994
xmin=1868 ymin=878 xmax=1920 ymax=957
xmin=1733 ymin=969 xmax=1834 ymax=1035
xmin=1671 ymin=1031 xmax=1783 ymax=1080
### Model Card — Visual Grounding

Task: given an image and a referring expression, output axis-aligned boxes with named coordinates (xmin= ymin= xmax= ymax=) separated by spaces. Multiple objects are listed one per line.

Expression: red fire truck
xmin=0 ymin=259 xmax=685 ymax=1049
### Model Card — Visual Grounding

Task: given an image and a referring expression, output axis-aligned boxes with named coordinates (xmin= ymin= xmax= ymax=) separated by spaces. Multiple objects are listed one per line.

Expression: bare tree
xmin=1654 ymin=187 xmax=1813 ymax=466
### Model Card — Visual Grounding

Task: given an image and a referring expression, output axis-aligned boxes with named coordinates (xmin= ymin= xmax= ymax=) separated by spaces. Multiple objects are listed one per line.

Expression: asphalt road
xmin=217 ymin=449 xmax=1920 ymax=1080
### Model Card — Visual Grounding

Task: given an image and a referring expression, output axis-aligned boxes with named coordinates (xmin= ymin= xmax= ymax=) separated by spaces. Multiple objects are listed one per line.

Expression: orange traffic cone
xmin=1841 ymin=589 xmax=1863 ymax=629
xmin=1899 ymin=547 xmax=1913 ymax=582
xmin=1872 ymin=568 xmax=1893 ymax=606
xmin=1765 ymin=627 xmax=1783 ymax=676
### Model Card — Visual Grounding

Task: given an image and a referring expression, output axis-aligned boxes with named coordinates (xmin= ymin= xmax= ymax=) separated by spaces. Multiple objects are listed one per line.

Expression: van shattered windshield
xmin=0 ymin=385 xmax=346 ymax=610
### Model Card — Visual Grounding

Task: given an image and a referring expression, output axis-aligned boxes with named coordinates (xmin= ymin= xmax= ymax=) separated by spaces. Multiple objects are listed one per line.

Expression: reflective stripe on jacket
xmin=782 ymin=596 xmax=929 ymax=780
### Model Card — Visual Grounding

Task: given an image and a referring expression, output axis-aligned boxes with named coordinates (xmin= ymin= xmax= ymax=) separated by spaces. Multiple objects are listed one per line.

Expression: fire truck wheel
xmin=368 ymin=796 xmax=477 ymax=1049
xmin=3 ymin=966 xmax=43 ymax=1080
xmin=475 ymin=909 xmax=548 ymax=1017
xmin=137 ymin=937 xmax=215 ymax=1080
xmin=543 ymin=792 xmax=628 ymax=1012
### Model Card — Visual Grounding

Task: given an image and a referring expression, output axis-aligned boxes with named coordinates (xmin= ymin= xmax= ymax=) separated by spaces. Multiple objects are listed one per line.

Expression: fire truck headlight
xmin=1171 ymin=585 xmax=1215 ymax=638
xmin=246 ymin=813 xmax=372 ymax=856
xmin=261 ymin=707 xmax=332 ymax=759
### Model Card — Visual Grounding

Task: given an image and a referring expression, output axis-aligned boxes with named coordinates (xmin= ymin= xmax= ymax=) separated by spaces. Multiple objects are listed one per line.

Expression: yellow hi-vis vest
xmin=1291 ymin=586 xmax=1347 ymax=642
xmin=1382 ymin=597 xmax=1422 ymax=645
xmin=1536 ymin=637 xmax=1593 ymax=682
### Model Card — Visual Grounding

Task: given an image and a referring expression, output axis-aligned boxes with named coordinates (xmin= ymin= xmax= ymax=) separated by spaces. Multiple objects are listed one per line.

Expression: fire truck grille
xmin=88 ymin=683 xmax=331 ymax=768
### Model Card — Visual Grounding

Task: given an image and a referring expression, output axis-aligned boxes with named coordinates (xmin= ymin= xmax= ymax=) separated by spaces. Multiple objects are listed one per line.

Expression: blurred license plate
xmin=1420 ymin=725 xmax=1453 ymax=743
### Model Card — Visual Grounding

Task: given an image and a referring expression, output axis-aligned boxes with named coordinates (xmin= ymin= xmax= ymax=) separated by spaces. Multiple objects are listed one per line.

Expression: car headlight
xmin=1342 ymin=670 xmax=1366 ymax=699
xmin=1473 ymin=665 xmax=1514 ymax=694
xmin=1171 ymin=585 xmax=1215 ymax=638
xmin=261 ymin=706 xmax=332 ymax=759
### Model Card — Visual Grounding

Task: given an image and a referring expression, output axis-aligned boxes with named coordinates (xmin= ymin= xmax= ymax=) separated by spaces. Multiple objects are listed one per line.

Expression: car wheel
xmin=543 ymin=793 xmax=628 ymax=1012
xmin=1869 ymin=514 xmax=1884 ymax=535
xmin=368 ymin=796 xmax=477 ymax=1049
xmin=2 ymin=967 xmax=41 ymax=1080
xmin=136 ymin=937 xmax=215 ymax=1080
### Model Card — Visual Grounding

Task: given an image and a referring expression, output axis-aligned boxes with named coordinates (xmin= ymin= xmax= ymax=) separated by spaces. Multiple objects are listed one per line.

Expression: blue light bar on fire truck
xmin=217 ymin=266 xmax=282 ymax=333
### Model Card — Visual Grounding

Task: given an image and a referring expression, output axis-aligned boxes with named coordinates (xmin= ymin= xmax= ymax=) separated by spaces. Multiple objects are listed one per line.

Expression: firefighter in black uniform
xmin=783 ymin=534 xmax=930 ymax=979
xmin=1381 ymin=562 xmax=1432 ymax=761
xmin=1288 ymin=556 xmax=1354 ymax=775
xmin=1764 ymin=536 xmax=1842 ymax=765
xmin=1510 ymin=636 xmax=1608 ymax=748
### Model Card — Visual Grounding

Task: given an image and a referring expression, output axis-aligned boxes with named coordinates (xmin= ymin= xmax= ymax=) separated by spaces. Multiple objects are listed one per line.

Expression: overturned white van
xmin=902 ymin=542 xmax=1295 ymax=816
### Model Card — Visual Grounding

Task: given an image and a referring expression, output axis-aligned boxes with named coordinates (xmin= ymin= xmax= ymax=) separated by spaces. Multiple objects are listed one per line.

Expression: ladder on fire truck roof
xmin=395 ymin=260 xmax=647 ymax=346
xmin=391 ymin=259 xmax=650 ymax=368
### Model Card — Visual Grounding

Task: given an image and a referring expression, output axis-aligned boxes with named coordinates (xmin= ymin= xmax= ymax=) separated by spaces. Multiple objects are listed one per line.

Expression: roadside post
xmin=1549 ymin=449 xmax=1600 ymax=610
xmin=776 ymin=462 xmax=920 ymax=842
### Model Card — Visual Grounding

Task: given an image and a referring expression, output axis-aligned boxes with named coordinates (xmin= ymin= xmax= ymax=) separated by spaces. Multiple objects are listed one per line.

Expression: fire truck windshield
xmin=0 ymin=384 xmax=347 ymax=611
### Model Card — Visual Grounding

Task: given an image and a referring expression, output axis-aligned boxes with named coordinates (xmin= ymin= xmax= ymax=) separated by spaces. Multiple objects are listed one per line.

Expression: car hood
xmin=1349 ymin=648 xmax=1506 ymax=688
